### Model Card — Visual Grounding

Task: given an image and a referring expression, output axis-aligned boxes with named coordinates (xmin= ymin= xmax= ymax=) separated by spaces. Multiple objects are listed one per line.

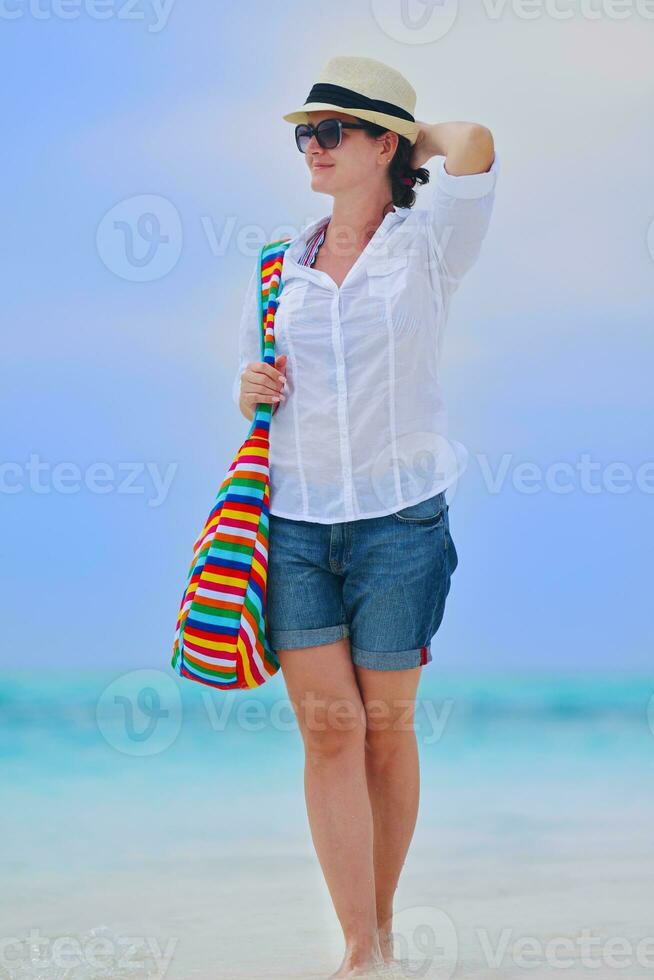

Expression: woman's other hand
xmin=238 ymin=354 xmax=287 ymax=420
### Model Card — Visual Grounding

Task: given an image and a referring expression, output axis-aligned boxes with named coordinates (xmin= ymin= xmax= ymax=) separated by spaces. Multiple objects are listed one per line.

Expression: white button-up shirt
xmin=232 ymin=153 xmax=500 ymax=524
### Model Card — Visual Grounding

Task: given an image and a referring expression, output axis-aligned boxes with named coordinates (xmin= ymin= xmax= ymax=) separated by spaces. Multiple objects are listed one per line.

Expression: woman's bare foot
xmin=376 ymin=915 xmax=399 ymax=966
xmin=378 ymin=926 xmax=396 ymax=964
xmin=328 ymin=939 xmax=387 ymax=977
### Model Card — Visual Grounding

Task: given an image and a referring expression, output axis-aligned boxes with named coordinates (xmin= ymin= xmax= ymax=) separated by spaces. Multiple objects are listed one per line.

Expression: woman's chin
xmin=310 ymin=166 xmax=335 ymax=187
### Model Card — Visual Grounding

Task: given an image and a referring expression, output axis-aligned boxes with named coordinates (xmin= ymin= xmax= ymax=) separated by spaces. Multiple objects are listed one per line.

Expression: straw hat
xmin=282 ymin=55 xmax=421 ymax=146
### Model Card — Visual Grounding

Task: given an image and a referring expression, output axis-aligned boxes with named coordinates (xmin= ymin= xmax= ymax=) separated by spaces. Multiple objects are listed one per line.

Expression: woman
xmin=234 ymin=56 xmax=499 ymax=978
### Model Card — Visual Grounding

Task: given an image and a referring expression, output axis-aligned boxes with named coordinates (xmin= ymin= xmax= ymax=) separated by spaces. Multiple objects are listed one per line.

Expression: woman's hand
xmin=238 ymin=354 xmax=287 ymax=420
xmin=410 ymin=120 xmax=495 ymax=175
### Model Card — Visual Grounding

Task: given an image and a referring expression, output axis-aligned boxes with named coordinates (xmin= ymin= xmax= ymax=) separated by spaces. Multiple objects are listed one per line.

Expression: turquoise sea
xmin=2 ymin=668 xmax=653 ymax=980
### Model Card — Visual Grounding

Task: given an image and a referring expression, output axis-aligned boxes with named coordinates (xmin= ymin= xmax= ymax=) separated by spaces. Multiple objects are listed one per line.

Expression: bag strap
xmin=258 ymin=238 xmax=292 ymax=363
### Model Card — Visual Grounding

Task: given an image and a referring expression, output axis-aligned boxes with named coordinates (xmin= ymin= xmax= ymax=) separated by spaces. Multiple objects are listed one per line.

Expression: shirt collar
xmin=286 ymin=206 xmax=408 ymax=266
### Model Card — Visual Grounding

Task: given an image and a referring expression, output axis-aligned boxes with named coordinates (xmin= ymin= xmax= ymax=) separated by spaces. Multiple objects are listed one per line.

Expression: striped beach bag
xmin=170 ymin=237 xmax=292 ymax=690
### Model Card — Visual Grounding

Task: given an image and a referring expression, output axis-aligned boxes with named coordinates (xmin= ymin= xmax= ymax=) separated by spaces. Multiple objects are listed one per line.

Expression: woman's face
xmin=303 ymin=109 xmax=396 ymax=196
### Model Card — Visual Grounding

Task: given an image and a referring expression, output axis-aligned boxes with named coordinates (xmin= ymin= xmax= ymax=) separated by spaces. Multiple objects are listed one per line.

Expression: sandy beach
xmin=2 ymin=670 xmax=653 ymax=979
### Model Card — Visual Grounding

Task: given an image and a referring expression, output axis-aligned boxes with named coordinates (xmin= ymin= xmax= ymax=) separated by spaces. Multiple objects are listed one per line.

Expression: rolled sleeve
xmin=428 ymin=150 xmax=500 ymax=294
xmin=231 ymin=261 xmax=262 ymax=408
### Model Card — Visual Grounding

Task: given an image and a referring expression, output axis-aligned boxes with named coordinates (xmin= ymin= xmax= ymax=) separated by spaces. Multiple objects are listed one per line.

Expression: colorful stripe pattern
xmin=171 ymin=238 xmax=292 ymax=690
xmin=299 ymin=217 xmax=330 ymax=267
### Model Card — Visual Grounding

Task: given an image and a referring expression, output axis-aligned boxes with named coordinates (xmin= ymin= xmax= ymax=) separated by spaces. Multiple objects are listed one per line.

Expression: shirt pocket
xmin=275 ymin=280 xmax=309 ymax=341
xmin=278 ymin=278 xmax=309 ymax=306
xmin=365 ymin=254 xmax=409 ymax=298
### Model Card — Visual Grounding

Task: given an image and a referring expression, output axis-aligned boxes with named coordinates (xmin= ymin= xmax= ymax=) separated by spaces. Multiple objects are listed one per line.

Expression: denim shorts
xmin=266 ymin=489 xmax=459 ymax=671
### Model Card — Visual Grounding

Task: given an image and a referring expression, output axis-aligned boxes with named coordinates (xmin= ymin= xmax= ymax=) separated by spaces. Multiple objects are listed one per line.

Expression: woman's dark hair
xmin=358 ymin=117 xmax=430 ymax=208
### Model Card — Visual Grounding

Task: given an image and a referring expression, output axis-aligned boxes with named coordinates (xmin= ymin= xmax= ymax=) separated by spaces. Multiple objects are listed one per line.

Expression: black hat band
xmin=304 ymin=82 xmax=415 ymax=123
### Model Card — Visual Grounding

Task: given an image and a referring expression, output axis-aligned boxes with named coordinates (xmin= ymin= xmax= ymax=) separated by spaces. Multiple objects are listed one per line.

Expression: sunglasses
xmin=294 ymin=118 xmax=373 ymax=153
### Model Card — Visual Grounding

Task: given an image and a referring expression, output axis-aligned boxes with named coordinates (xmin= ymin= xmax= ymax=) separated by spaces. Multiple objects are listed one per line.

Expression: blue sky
xmin=2 ymin=1 xmax=652 ymax=672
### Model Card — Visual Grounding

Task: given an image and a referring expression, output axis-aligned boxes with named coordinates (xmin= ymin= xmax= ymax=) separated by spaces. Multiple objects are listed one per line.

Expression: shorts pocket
xmin=390 ymin=491 xmax=446 ymax=525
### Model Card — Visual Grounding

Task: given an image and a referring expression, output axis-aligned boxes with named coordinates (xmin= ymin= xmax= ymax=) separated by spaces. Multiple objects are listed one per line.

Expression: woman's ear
xmin=379 ymin=129 xmax=399 ymax=164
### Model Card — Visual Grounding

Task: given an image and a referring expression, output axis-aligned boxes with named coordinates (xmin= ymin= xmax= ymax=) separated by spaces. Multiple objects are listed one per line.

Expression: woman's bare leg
xmin=353 ymin=663 xmax=423 ymax=963
xmin=278 ymin=638 xmax=385 ymax=977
